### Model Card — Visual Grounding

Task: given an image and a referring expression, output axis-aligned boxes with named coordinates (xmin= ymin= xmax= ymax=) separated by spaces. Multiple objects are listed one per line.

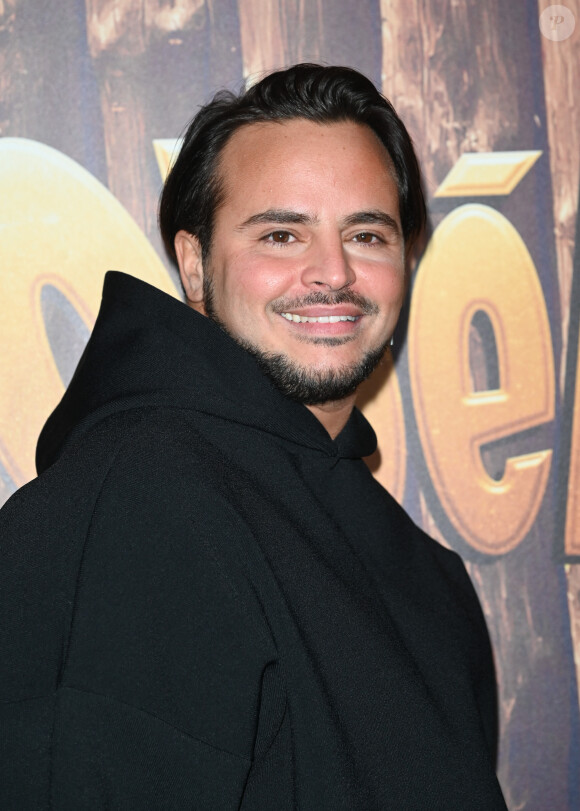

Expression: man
xmin=1 ymin=65 xmax=507 ymax=808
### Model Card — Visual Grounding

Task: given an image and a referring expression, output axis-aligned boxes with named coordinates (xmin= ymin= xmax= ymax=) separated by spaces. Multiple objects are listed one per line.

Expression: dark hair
xmin=159 ymin=63 xmax=426 ymax=263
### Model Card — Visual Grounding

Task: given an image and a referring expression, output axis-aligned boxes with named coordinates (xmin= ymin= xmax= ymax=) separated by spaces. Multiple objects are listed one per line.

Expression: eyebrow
xmin=236 ymin=210 xmax=318 ymax=230
xmin=237 ymin=208 xmax=401 ymax=235
xmin=341 ymin=210 xmax=401 ymax=236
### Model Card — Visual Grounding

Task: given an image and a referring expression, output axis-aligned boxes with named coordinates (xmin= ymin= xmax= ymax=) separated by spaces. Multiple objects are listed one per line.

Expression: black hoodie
xmin=0 ymin=272 xmax=507 ymax=809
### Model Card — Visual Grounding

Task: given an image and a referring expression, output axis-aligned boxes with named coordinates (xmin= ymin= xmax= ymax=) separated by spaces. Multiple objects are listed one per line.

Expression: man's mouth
xmin=280 ymin=312 xmax=359 ymax=324
xmin=272 ymin=290 xmax=379 ymax=324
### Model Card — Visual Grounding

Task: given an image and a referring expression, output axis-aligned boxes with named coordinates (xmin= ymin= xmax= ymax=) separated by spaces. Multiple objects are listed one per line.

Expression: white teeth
xmin=281 ymin=312 xmax=357 ymax=323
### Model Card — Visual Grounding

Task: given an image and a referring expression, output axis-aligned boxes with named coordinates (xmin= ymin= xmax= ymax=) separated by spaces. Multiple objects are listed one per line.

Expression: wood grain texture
xmin=539 ymin=0 xmax=580 ymax=741
xmin=0 ymin=1 xmax=106 ymax=176
xmin=539 ymin=0 xmax=580 ymax=377
xmin=237 ymin=0 xmax=288 ymax=78
xmin=0 ymin=2 xmax=577 ymax=804
xmin=85 ymin=0 xmax=205 ymax=58
xmin=85 ymin=0 xmax=243 ymax=253
xmin=237 ymin=0 xmax=381 ymax=86
xmin=85 ymin=0 xmax=205 ymax=239
xmin=380 ymin=2 xmax=577 ymax=807
xmin=380 ymin=0 xmax=522 ymax=197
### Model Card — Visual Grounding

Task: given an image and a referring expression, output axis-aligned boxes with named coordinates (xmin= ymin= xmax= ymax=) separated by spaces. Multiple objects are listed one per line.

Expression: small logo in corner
xmin=539 ymin=5 xmax=575 ymax=41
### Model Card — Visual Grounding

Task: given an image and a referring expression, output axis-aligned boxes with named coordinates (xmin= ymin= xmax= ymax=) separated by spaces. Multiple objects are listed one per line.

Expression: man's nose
xmin=300 ymin=235 xmax=356 ymax=291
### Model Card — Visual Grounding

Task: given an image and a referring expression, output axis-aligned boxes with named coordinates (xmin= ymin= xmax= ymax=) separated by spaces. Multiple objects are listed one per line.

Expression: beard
xmin=203 ymin=276 xmax=390 ymax=406
xmin=235 ymin=340 xmax=390 ymax=405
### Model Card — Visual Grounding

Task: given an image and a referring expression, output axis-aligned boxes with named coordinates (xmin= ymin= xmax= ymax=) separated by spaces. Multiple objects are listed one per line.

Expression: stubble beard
xmin=202 ymin=275 xmax=391 ymax=406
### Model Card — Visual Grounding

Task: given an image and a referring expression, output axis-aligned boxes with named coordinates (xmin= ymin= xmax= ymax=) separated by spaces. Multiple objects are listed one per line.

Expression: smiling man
xmin=173 ymin=117 xmax=405 ymax=440
xmin=0 ymin=65 xmax=507 ymax=809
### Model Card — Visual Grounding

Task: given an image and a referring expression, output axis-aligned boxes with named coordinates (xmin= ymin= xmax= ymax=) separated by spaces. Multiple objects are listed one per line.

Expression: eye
xmin=352 ymin=232 xmax=382 ymax=244
xmin=264 ymin=230 xmax=296 ymax=244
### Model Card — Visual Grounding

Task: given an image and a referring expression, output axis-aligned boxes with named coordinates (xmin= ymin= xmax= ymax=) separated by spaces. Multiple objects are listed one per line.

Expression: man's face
xmin=182 ymin=118 xmax=406 ymax=404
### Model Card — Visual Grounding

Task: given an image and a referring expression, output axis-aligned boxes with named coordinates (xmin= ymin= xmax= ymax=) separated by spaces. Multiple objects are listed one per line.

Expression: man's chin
xmin=203 ymin=293 xmax=389 ymax=405
xmin=232 ymin=338 xmax=389 ymax=406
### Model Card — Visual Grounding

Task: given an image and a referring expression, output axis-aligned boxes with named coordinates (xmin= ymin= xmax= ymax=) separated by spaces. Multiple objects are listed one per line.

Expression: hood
xmin=36 ymin=272 xmax=377 ymax=473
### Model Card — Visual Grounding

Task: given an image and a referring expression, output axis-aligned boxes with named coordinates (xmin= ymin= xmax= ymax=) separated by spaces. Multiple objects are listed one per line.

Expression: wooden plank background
xmin=1 ymin=0 xmax=578 ymax=806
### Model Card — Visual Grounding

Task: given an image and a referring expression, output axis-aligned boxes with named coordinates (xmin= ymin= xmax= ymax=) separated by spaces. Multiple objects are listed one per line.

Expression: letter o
xmin=0 ymin=138 xmax=178 ymax=488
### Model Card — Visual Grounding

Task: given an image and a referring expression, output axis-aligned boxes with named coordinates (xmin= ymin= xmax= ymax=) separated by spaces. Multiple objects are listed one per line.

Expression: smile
xmin=280 ymin=313 xmax=359 ymax=324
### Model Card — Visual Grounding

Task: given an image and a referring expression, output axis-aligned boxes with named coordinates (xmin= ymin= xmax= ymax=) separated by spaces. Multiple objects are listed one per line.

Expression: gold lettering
xmin=0 ymin=138 xmax=177 ymax=486
xmin=408 ymin=204 xmax=554 ymax=554
xmin=564 ymin=321 xmax=580 ymax=555
xmin=359 ymin=354 xmax=406 ymax=503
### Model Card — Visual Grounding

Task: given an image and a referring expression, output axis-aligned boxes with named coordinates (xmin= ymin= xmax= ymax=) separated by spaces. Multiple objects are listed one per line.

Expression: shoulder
xmin=1 ymin=406 xmax=275 ymax=706
xmin=55 ymin=406 xmax=271 ymax=630
xmin=0 ymin=406 xmax=279 ymax=803
xmin=1 ymin=405 xmax=240 ymax=568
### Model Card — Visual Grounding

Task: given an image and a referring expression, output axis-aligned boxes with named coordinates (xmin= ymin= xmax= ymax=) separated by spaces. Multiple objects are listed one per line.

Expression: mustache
xmin=272 ymin=289 xmax=379 ymax=316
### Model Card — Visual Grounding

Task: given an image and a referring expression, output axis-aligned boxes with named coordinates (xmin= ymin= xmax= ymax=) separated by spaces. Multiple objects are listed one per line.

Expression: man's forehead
xmin=225 ymin=117 xmax=390 ymax=164
xmin=215 ymin=118 xmax=400 ymax=213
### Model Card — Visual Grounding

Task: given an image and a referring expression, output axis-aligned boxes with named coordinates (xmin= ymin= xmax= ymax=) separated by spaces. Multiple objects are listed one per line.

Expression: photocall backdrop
xmin=1 ymin=1 xmax=579 ymax=807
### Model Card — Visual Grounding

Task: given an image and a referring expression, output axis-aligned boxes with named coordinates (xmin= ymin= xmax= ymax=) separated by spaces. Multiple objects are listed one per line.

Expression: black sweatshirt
xmin=0 ymin=271 xmax=507 ymax=809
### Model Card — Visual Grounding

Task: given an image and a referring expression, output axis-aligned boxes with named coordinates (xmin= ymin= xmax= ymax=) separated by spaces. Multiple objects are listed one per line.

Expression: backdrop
xmin=1 ymin=1 xmax=579 ymax=807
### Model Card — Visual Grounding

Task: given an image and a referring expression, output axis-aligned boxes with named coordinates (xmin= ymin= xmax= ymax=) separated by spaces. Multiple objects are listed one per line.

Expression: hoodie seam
xmin=55 ymin=685 xmax=253 ymax=763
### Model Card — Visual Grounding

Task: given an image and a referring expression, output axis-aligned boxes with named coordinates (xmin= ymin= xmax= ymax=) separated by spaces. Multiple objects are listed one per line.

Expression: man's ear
xmin=174 ymin=230 xmax=206 ymax=313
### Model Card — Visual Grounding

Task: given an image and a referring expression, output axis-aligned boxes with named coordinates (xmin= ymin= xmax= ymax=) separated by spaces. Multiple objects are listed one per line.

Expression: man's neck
xmin=305 ymin=394 xmax=356 ymax=440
